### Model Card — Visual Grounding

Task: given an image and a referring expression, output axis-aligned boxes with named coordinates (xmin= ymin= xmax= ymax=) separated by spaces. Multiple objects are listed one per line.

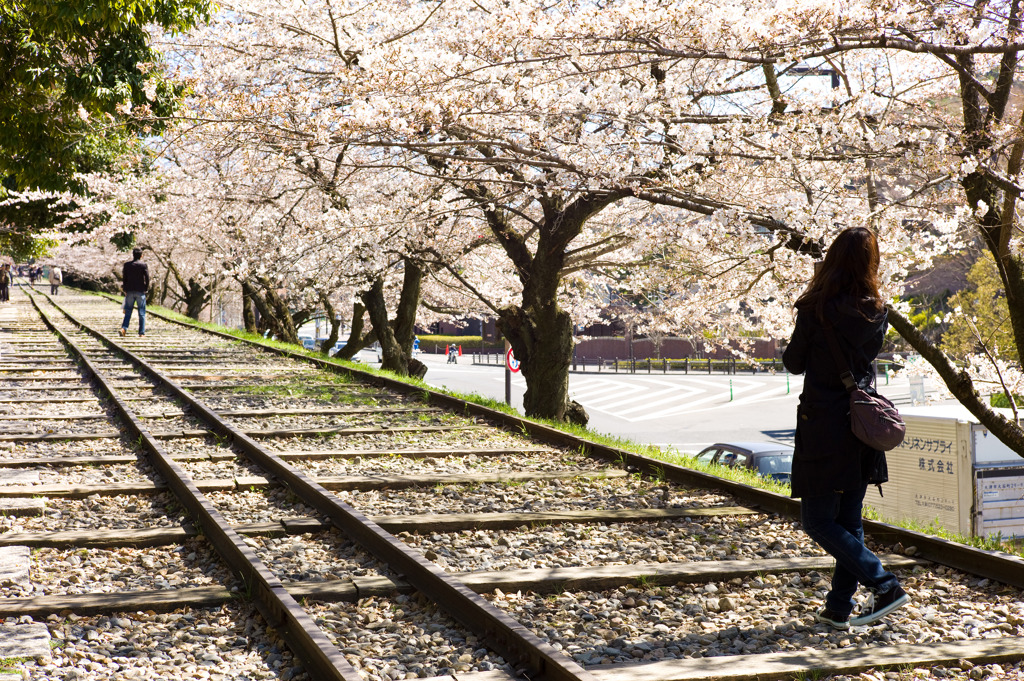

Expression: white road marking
xmin=567 ymin=375 xmax=802 ymax=422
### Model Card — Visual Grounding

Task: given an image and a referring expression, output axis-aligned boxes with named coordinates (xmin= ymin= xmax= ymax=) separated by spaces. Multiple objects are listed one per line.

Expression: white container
xmin=863 ymin=405 xmax=1024 ymax=539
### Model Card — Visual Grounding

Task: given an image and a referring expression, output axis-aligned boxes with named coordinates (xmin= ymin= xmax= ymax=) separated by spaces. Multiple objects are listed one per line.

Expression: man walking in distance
xmin=120 ymin=248 xmax=150 ymax=337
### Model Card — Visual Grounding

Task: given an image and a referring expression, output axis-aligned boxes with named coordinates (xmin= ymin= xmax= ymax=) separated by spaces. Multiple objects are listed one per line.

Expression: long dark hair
xmin=795 ymin=227 xmax=883 ymax=321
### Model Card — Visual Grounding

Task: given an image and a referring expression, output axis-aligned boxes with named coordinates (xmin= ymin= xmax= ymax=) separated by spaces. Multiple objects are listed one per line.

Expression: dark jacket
xmin=782 ymin=296 xmax=887 ymax=498
xmin=123 ymin=259 xmax=150 ymax=293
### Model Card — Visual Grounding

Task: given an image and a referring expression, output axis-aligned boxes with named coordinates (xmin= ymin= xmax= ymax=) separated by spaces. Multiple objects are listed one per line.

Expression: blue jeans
xmin=122 ymin=292 xmax=146 ymax=335
xmin=800 ymin=484 xmax=899 ymax=617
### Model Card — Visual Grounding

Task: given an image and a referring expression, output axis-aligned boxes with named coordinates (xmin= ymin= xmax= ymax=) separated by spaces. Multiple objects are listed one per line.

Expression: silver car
xmin=694 ymin=441 xmax=793 ymax=482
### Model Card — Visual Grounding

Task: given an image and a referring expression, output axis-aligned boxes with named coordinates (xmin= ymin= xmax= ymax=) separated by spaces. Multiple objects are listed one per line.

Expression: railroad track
xmin=1 ymin=283 xmax=1023 ymax=681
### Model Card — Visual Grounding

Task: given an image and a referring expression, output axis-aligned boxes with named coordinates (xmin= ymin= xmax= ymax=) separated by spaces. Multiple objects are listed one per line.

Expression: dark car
xmin=694 ymin=441 xmax=793 ymax=482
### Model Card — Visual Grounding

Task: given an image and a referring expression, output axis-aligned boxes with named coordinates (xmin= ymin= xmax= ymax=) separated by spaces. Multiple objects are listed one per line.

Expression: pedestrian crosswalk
xmin=566 ymin=372 xmax=925 ymax=422
xmin=428 ymin=354 xmax=931 ymax=433
xmin=568 ymin=374 xmax=802 ymax=423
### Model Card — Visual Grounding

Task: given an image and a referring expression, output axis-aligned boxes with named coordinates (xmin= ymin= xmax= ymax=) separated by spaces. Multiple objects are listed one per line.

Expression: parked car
xmin=694 ymin=441 xmax=793 ymax=482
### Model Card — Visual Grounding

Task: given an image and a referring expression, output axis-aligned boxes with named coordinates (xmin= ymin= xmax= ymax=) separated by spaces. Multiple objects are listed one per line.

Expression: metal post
xmin=504 ymin=340 xmax=511 ymax=406
xmin=730 ymin=380 xmax=733 ymax=401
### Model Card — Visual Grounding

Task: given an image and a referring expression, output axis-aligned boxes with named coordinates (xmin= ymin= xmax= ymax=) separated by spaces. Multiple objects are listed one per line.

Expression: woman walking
xmin=48 ymin=265 xmax=62 ymax=295
xmin=782 ymin=227 xmax=909 ymax=629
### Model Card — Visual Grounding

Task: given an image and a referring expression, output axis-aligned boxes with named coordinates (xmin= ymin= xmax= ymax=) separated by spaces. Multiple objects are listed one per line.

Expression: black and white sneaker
xmin=814 ymin=607 xmax=850 ymax=630
xmin=850 ymin=586 xmax=909 ymax=626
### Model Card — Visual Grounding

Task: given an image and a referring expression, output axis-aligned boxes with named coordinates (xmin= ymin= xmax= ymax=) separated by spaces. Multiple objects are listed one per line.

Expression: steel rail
xmin=124 ymin=293 xmax=1024 ymax=591
xmin=43 ymin=294 xmax=597 ymax=681
xmin=27 ymin=293 xmax=365 ymax=681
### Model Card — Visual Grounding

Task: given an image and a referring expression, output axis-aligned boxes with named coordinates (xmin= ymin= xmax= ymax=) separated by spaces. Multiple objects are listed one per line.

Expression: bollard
xmin=730 ymin=379 xmax=733 ymax=401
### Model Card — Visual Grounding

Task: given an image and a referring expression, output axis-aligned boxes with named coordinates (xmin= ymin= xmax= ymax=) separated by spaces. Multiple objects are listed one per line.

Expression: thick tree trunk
xmin=361 ymin=277 xmax=408 ymax=374
xmin=359 ymin=261 xmax=426 ymax=378
xmin=184 ymin=278 xmax=209 ymax=320
xmin=242 ymin=279 xmax=288 ymax=342
xmin=241 ymin=285 xmax=257 ymax=333
xmin=334 ymin=301 xmax=374 ymax=360
xmin=159 ymin=267 xmax=171 ymax=306
xmin=497 ymin=297 xmax=588 ymax=426
xmin=484 ymin=194 xmax=622 ymax=425
xmin=259 ymin=276 xmax=300 ymax=345
xmin=393 ymin=258 xmax=421 ymax=351
xmin=317 ymin=293 xmax=343 ymax=355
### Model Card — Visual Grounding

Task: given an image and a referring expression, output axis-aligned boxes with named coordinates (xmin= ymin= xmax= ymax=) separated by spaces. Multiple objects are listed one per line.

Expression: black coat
xmin=122 ymin=259 xmax=150 ymax=293
xmin=782 ymin=296 xmax=888 ymax=498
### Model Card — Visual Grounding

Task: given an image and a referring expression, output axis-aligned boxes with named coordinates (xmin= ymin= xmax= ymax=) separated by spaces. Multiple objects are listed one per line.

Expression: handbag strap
xmin=821 ymin=324 xmax=859 ymax=393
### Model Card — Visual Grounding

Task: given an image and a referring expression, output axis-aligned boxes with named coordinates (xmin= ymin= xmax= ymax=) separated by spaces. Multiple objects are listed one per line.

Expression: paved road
xmin=405 ymin=352 xmax=802 ymax=454
xmin=361 ymin=351 xmax=926 ymax=454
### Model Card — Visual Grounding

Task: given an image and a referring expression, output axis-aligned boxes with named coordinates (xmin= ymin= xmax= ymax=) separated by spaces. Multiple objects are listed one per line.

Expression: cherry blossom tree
xmin=170 ymin=0 xmax=956 ymax=424
xmin=66 ymin=0 xmax=1022 ymax=446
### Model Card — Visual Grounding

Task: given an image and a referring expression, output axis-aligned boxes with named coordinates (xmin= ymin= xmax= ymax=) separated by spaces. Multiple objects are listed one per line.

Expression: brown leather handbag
xmin=823 ymin=325 xmax=906 ymax=451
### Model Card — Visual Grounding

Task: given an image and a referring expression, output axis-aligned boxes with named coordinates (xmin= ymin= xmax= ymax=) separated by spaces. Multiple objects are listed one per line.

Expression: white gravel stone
xmin=247 ymin=530 xmax=388 ymax=582
xmin=344 ymin=476 xmax=732 ymax=517
xmin=307 ymin=594 xmax=512 ymax=679
xmin=12 ymin=604 xmax=307 ymax=680
xmin=0 ymin=492 xmax=187 ymax=534
xmin=483 ymin=565 xmax=1024 ymax=668
xmin=1 ymin=540 xmax=238 ymax=598
xmin=399 ymin=515 xmax=820 ymax=572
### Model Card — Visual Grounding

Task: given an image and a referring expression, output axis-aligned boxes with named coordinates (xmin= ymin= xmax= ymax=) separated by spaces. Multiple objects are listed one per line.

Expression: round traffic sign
xmin=505 ymin=347 xmax=520 ymax=373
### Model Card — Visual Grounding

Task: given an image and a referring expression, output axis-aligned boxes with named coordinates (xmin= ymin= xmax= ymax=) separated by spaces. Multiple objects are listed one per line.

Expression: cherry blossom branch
xmin=887 ymin=304 xmax=1024 ymax=454
xmin=965 ymin=315 xmax=1021 ymax=423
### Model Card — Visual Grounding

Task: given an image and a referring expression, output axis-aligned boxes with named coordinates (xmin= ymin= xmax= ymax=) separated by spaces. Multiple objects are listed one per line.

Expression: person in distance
xmin=782 ymin=226 xmax=909 ymax=629
xmin=120 ymin=247 xmax=150 ymax=337
xmin=48 ymin=264 xmax=62 ymax=295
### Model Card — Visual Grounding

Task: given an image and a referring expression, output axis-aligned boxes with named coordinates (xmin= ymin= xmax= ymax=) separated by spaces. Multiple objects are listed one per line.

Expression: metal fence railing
xmin=472 ymin=353 xmax=786 ymax=375
xmin=472 ymin=352 xmax=899 ymax=378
